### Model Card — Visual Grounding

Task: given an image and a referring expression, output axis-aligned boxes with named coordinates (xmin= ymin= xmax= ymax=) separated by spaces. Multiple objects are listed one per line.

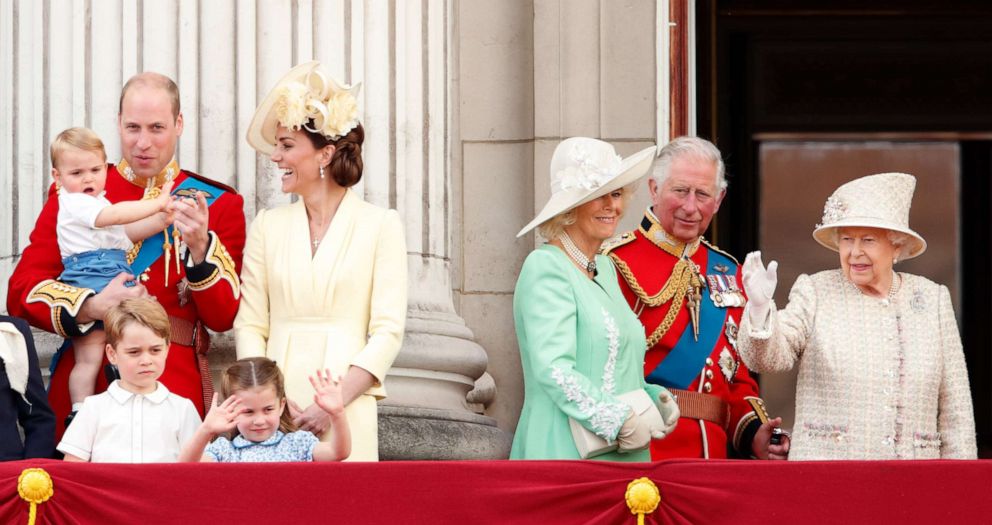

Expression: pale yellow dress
xmin=235 ymin=190 xmax=408 ymax=461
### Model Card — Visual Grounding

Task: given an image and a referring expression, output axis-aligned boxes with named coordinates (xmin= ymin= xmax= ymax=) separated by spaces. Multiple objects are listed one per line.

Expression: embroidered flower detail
xmin=816 ymin=195 xmax=847 ymax=228
xmin=274 ymin=72 xmax=361 ymax=140
xmin=600 ymin=308 xmax=620 ymax=395
xmin=552 ymin=144 xmax=622 ymax=193
xmin=552 ymin=366 xmax=628 ymax=441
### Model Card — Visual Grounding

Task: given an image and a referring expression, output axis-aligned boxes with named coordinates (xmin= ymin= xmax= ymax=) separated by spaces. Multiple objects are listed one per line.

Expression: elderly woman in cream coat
xmin=739 ymin=172 xmax=976 ymax=460
xmin=236 ymin=62 xmax=407 ymax=461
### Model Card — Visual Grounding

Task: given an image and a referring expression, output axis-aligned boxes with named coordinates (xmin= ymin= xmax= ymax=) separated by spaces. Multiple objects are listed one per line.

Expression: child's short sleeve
xmin=285 ymin=431 xmax=320 ymax=461
xmin=56 ymin=397 xmax=99 ymax=461
xmin=205 ymin=437 xmax=236 ymax=462
xmin=59 ymin=192 xmax=111 ymax=228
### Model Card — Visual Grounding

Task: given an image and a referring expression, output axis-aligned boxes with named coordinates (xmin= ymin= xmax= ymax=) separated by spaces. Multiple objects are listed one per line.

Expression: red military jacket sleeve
xmin=606 ymin=223 xmax=767 ymax=458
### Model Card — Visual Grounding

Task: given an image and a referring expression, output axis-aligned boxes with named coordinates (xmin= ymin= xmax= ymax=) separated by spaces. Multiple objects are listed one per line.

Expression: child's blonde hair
xmin=104 ymin=298 xmax=171 ymax=347
xmin=221 ymin=357 xmax=298 ymax=436
xmin=50 ymin=127 xmax=107 ymax=170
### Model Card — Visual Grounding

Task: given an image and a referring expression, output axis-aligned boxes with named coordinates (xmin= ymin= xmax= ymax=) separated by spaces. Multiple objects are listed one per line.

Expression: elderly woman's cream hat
xmin=246 ymin=61 xmax=361 ymax=155
xmin=516 ymin=138 xmax=656 ymax=238
xmin=812 ymin=172 xmax=927 ymax=260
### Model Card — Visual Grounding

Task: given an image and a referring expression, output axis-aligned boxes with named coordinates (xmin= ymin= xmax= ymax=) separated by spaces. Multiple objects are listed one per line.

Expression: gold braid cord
xmin=124 ymin=186 xmax=163 ymax=265
xmin=610 ymin=254 xmax=701 ymax=348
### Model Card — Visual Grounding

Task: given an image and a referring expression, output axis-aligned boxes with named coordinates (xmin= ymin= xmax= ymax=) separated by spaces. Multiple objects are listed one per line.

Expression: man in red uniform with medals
xmin=605 ymin=137 xmax=790 ymax=460
xmin=7 ymin=72 xmax=245 ymax=439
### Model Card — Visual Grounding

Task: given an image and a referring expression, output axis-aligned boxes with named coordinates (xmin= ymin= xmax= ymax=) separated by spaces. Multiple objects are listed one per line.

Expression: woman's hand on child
xmin=202 ymin=393 xmax=243 ymax=436
xmin=311 ymin=369 xmax=346 ymax=417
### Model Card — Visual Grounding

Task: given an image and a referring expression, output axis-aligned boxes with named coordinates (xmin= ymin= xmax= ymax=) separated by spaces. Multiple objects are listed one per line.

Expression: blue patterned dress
xmin=206 ymin=430 xmax=319 ymax=462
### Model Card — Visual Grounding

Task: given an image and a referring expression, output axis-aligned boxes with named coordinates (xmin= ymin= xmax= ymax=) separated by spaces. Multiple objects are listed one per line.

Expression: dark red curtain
xmin=2 ymin=459 xmax=990 ymax=524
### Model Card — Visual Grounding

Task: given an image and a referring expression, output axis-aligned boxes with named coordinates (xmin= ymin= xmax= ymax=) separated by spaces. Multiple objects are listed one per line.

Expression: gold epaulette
xmin=186 ymin=232 xmax=241 ymax=299
xmin=26 ymin=280 xmax=96 ymax=337
xmin=600 ymin=231 xmax=636 ymax=255
xmin=700 ymin=238 xmax=740 ymax=265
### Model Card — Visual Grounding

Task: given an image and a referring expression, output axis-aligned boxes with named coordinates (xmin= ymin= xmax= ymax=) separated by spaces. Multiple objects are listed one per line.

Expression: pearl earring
xmin=893 ymin=257 xmax=898 ymax=265
xmin=320 ymin=166 xmax=325 ymax=179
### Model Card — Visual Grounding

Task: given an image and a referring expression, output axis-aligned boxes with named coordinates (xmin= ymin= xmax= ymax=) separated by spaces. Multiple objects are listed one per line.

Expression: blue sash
xmin=49 ymin=175 xmax=227 ymax=377
xmin=645 ymin=248 xmax=735 ymax=389
xmin=130 ymin=176 xmax=226 ymax=274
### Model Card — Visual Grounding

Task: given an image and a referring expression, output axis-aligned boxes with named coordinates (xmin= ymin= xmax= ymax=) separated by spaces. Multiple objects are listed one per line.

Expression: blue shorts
xmin=59 ymin=249 xmax=135 ymax=292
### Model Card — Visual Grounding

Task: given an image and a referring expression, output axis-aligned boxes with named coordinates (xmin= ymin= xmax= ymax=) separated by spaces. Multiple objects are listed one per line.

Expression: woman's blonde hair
xmin=535 ymin=185 xmax=635 ymax=241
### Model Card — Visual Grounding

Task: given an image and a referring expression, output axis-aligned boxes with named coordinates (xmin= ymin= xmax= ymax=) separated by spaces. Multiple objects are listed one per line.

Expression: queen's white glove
xmin=742 ymin=251 xmax=778 ymax=329
xmin=651 ymin=389 xmax=681 ymax=439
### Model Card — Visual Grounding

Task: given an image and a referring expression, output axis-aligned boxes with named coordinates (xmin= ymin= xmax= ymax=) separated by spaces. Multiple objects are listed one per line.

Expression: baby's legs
xmin=69 ymin=329 xmax=108 ymax=406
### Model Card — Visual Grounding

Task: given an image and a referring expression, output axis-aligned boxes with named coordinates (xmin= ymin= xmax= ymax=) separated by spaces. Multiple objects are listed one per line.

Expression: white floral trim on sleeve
xmin=549 ymin=309 xmax=629 ymax=442
xmin=600 ymin=308 xmax=620 ymax=395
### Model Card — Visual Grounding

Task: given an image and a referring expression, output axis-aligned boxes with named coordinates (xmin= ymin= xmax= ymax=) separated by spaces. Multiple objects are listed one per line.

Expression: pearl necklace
xmin=853 ymin=272 xmax=901 ymax=306
xmin=559 ymin=232 xmax=597 ymax=274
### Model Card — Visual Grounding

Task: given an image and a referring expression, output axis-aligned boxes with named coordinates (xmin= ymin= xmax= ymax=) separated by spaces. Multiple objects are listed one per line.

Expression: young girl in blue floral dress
xmin=179 ymin=357 xmax=350 ymax=462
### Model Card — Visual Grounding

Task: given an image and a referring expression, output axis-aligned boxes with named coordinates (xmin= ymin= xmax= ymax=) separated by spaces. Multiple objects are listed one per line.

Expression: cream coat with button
xmin=738 ymin=269 xmax=976 ymax=460
xmin=235 ymin=190 xmax=407 ymax=461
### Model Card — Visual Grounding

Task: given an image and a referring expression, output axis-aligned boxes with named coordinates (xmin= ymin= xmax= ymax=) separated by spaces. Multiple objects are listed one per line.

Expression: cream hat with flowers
xmin=247 ymin=61 xmax=361 ymax=155
xmin=812 ymin=172 xmax=927 ymax=260
xmin=516 ymin=138 xmax=656 ymax=238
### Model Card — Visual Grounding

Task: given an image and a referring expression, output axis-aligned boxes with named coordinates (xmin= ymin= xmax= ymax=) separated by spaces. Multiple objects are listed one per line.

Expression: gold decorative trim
xmin=733 ymin=412 xmax=759 ymax=453
xmin=116 ymin=158 xmax=179 ymax=189
xmin=625 ymin=477 xmax=660 ymax=525
xmin=639 ymin=212 xmax=701 ymax=258
xmin=186 ymin=232 xmax=241 ymax=299
xmin=610 ymin=253 xmax=701 ymax=349
xmin=26 ymin=280 xmax=95 ymax=335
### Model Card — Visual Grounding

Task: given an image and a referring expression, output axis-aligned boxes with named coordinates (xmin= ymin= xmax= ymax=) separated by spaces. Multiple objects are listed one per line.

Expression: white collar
xmin=107 ymin=380 xmax=170 ymax=405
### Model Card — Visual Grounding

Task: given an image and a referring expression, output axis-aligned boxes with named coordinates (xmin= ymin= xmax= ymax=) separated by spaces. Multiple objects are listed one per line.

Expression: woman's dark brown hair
xmin=305 ymin=123 xmax=364 ymax=187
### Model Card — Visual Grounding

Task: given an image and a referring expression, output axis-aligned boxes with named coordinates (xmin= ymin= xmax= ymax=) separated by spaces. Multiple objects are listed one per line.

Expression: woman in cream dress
xmin=739 ymin=173 xmax=976 ymax=460
xmin=237 ymin=62 xmax=407 ymax=461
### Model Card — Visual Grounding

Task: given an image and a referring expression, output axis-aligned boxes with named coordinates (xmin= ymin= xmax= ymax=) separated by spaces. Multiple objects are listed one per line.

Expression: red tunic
xmin=606 ymin=211 xmax=765 ymax=459
xmin=6 ymin=163 xmax=245 ymax=439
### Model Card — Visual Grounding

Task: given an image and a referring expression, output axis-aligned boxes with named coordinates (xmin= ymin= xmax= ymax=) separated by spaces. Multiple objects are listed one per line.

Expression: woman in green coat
xmin=511 ymin=137 xmax=680 ymax=461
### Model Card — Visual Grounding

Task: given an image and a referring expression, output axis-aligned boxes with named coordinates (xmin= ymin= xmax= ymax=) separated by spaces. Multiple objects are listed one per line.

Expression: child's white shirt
xmin=57 ymin=191 xmax=133 ymax=258
xmin=57 ymin=381 xmax=201 ymax=463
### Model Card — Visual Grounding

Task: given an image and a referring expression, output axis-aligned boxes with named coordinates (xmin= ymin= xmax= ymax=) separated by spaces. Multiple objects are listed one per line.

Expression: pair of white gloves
xmin=743 ymin=251 xmax=779 ymax=329
xmin=616 ymin=389 xmax=681 ymax=452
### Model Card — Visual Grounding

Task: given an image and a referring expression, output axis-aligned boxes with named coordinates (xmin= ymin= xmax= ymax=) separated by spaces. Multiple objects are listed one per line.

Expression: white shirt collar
xmin=106 ymin=380 xmax=171 ymax=405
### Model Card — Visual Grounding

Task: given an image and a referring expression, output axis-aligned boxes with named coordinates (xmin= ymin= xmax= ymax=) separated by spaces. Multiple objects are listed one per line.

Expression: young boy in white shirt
xmin=58 ymin=297 xmax=201 ymax=462
xmin=50 ymin=127 xmax=176 ymax=424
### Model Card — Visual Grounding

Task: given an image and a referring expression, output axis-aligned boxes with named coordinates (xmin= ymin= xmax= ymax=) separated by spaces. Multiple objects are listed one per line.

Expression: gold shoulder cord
xmin=610 ymin=254 xmax=701 ymax=348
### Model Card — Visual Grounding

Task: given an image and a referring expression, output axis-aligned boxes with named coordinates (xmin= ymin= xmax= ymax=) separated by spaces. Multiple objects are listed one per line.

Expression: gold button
xmin=705 ymin=358 xmax=714 ymax=366
xmin=705 ymin=369 xmax=714 ymax=379
xmin=704 ymin=382 xmax=712 ymax=393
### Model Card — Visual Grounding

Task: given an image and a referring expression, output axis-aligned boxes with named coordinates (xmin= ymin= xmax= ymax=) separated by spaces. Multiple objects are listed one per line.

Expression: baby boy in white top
xmin=50 ymin=127 xmax=176 ymax=421
xmin=58 ymin=297 xmax=200 ymax=462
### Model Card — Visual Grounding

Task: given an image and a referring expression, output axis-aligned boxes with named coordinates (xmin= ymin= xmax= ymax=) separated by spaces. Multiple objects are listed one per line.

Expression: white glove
xmin=742 ymin=251 xmax=778 ymax=328
xmin=651 ymin=389 xmax=681 ymax=439
xmin=617 ymin=412 xmax=651 ymax=453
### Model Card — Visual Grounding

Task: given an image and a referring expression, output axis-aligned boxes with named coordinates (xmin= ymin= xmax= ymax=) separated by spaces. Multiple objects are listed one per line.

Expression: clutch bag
xmin=569 ymin=389 xmax=663 ymax=459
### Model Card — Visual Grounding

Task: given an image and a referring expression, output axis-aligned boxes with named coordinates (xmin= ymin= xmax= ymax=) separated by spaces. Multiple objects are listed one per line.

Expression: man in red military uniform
xmin=606 ymin=136 xmax=789 ymax=460
xmin=7 ymin=72 xmax=244 ymax=439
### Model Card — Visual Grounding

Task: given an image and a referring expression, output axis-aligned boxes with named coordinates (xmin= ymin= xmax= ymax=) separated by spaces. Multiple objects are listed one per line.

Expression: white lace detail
xmin=551 ymin=144 xmax=622 ymax=193
xmin=551 ymin=365 xmax=628 ymax=441
xmin=600 ymin=308 xmax=620 ymax=395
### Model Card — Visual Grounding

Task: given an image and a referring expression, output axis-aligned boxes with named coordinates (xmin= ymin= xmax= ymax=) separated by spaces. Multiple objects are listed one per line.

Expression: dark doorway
xmin=697 ymin=1 xmax=992 ymax=456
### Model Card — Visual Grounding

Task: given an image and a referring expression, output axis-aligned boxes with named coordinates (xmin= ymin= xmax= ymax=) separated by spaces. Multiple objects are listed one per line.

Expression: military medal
xmin=724 ymin=316 xmax=739 ymax=350
xmin=707 ymin=273 xmax=745 ymax=308
xmin=718 ymin=346 xmax=738 ymax=382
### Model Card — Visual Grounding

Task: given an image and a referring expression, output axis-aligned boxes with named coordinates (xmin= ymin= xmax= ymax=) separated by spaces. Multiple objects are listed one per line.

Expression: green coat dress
xmin=510 ymin=244 xmax=666 ymax=461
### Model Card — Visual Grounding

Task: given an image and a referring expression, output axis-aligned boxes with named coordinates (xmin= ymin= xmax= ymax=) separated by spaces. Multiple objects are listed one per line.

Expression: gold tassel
xmin=625 ymin=477 xmax=660 ymax=525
